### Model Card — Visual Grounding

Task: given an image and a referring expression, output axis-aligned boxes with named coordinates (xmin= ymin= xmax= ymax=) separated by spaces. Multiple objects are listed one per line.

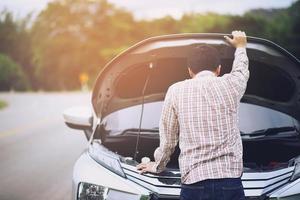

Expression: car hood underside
xmin=92 ymin=33 xmax=300 ymax=121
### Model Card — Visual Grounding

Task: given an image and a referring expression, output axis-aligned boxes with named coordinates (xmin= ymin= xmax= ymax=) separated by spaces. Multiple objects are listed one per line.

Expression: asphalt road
xmin=0 ymin=92 xmax=90 ymax=200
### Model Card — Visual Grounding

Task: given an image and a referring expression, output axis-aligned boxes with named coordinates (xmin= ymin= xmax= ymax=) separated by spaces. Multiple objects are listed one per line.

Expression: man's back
xmin=172 ymin=70 xmax=244 ymax=184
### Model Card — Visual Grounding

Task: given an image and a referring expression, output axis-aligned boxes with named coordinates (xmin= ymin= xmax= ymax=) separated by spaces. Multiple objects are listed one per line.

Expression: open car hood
xmin=91 ymin=33 xmax=300 ymax=120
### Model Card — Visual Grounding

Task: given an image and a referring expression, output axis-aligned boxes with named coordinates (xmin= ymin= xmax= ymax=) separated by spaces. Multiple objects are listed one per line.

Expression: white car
xmin=63 ymin=33 xmax=300 ymax=200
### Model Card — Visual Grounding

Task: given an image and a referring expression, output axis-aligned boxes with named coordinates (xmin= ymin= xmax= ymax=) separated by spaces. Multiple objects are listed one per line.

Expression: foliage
xmin=0 ymin=0 xmax=299 ymax=90
xmin=31 ymin=0 xmax=138 ymax=90
xmin=0 ymin=54 xmax=30 ymax=91
xmin=0 ymin=11 xmax=34 ymax=88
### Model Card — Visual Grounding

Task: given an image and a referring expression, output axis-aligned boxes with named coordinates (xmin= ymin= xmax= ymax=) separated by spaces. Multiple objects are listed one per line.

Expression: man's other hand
xmin=136 ymin=162 xmax=157 ymax=174
xmin=224 ymin=30 xmax=247 ymax=48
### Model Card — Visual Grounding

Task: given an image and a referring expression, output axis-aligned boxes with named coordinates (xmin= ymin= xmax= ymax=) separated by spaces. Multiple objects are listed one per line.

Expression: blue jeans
xmin=180 ymin=178 xmax=245 ymax=200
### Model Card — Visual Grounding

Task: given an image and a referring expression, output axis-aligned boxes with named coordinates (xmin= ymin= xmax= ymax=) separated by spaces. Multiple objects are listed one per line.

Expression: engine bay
xmin=101 ymin=131 xmax=300 ymax=172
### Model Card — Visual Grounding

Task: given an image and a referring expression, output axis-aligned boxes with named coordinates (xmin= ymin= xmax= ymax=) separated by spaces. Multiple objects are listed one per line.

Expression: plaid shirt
xmin=153 ymin=47 xmax=249 ymax=184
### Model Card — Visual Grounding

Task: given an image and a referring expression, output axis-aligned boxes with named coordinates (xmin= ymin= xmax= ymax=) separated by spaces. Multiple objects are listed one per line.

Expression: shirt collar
xmin=195 ymin=70 xmax=216 ymax=79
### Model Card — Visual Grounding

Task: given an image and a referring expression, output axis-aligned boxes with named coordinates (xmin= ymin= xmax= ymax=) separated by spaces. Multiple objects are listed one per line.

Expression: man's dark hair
xmin=187 ymin=45 xmax=221 ymax=74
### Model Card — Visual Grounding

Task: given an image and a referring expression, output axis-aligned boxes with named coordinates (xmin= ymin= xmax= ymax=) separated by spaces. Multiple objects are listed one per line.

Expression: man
xmin=137 ymin=31 xmax=249 ymax=200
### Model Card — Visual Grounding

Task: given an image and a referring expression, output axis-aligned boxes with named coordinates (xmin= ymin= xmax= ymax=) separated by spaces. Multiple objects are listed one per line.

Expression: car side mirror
xmin=63 ymin=106 xmax=93 ymax=131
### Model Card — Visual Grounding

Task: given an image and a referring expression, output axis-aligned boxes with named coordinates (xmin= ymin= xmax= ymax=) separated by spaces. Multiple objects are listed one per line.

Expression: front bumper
xmin=72 ymin=151 xmax=300 ymax=200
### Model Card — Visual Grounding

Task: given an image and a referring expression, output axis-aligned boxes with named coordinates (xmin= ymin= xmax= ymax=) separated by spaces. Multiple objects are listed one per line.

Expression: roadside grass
xmin=0 ymin=100 xmax=7 ymax=110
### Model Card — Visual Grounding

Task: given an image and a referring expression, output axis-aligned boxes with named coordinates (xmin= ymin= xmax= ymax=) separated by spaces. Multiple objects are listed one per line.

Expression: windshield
xmin=101 ymin=102 xmax=299 ymax=136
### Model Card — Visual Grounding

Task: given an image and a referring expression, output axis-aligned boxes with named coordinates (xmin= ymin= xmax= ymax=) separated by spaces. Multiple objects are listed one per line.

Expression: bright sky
xmin=0 ymin=0 xmax=296 ymax=19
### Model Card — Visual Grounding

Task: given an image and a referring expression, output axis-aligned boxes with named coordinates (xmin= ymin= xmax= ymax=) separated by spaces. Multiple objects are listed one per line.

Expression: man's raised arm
xmin=224 ymin=31 xmax=250 ymax=99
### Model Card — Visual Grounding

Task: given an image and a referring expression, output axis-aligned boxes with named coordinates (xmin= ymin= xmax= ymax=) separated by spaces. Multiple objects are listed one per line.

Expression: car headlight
xmin=77 ymin=182 xmax=151 ymax=200
xmin=78 ymin=182 xmax=108 ymax=200
xmin=290 ymin=156 xmax=300 ymax=182
xmin=88 ymin=143 xmax=126 ymax=178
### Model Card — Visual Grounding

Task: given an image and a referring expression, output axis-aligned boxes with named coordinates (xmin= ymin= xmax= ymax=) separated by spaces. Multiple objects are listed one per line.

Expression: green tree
xmin=286 ymin=0 xmax=300 ymax=58
xmin=0 ymin=11 xmax=34 ymax=88
xmin=1 ymin=0 xmax=297 ymax=91
xmin=179 ymin=13 xmax=231 ymax=33
xmin=0 ymin=54 xmax=30 ymax=91
xmin=31 ymin=0 xmax=138 ymax=90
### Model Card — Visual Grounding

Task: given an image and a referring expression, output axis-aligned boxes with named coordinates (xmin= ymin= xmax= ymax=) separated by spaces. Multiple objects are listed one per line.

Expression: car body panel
xmin=72 ymin=151 xmax=151 ymax=199
xmin=269 ymin=178 xmax=300 ymax=198
xmin=72 ymin=142 xmax=299 ymax=199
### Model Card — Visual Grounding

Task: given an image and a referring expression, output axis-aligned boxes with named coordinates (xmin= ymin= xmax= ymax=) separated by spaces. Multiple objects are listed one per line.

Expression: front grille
xmin=151 ymin=196 xmax=264 ymax=200
xmin=121 ymin=163 xmax=293 ymax=200
xmin=150 ymin=194 xmax=179 ymax=200
xmin=152 ymin=196 xmax=263 ymax=200
xmin=245 ymin=197 xmax=267 ymax=200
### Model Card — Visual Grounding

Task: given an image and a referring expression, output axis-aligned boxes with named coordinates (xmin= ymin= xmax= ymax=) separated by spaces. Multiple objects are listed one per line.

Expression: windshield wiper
xmin=241 ymin=126 xmax=299 ymax=137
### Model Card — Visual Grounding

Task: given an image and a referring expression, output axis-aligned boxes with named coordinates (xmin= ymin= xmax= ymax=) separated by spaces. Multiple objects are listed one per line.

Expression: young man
xmin=137 ymin=31 xmax=249 ymax=200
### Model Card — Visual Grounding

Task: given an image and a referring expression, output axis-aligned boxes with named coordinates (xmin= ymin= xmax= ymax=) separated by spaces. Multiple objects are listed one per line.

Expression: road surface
xmin=0 ymin=92 xmax=90 ymax=200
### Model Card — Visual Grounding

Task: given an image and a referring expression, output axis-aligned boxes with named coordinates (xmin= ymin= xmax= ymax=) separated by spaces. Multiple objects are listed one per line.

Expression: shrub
xmin=0 ymin=54 xmax=30 ymax=91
